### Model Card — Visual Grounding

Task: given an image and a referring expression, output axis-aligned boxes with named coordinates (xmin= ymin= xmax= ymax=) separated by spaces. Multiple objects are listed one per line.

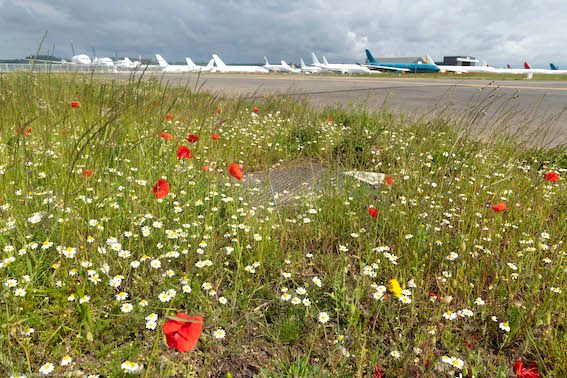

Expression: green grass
xmin=0 ymin=72 xmax=565 ymax=377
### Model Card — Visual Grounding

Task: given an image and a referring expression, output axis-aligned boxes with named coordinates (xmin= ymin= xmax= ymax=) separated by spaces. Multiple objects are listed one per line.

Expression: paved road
xmin=152 ymin=73 xmax=567 ymax=145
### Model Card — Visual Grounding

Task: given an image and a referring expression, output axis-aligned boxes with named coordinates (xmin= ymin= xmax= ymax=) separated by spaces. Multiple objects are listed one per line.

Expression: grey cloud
xmin=0 ymin=0 xmax=565 ymax=66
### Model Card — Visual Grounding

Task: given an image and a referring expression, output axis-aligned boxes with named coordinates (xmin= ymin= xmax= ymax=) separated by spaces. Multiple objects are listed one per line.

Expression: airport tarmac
xmin=150 ymin=73 xmax=567 ymax=145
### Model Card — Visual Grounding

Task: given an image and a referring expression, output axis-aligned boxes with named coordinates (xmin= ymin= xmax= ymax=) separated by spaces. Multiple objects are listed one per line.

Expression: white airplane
xmin=115 ymin=57 xmax=142 ymax=69
xmin=425 ymin=55 xmax=497 ymax=74
xmin=299 ymin=58 xmax=322 ymax=74
xmin=312 ymin=53 xmax=373 ymax=74
xmin=186 ymin=57 xmax=215 ymax=72
xmin=281 ymin=60 xmax=301 ymax=73
xmin=263 ymin=57 xmax=289 ymax=72
xmin=69 ymin=54 xmax=92 ymax=65
xmin=211 ymin=54 xmax=268 ymax=73
xmin=92 ymin=57 xmax=115 ymax=67
xmin=155 ymin=54 xmax=191 ymax=73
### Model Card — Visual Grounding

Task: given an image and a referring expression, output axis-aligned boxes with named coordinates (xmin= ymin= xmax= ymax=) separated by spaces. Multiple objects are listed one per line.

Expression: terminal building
xmin=436 ymin=56 xmax=479 ymax=66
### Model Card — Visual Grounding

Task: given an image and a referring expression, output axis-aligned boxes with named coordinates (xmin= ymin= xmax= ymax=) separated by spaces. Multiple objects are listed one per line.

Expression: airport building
xmin=436 ymin=56 xmax=478 ymax=66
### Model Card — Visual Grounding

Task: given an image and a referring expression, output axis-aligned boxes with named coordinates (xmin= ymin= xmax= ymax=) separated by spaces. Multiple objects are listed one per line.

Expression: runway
xmin=151 ymin=73 xmax=567 ymax=145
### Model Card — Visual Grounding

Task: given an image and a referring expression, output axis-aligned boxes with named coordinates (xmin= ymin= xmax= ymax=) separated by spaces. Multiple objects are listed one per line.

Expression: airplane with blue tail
xmin=363 ymin=49 xmax=440 ymax=73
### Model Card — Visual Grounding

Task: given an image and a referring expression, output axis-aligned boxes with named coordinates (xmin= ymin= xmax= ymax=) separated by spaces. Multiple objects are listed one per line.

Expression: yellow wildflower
xmin=388 ymin=279 xmax=403 ymax=298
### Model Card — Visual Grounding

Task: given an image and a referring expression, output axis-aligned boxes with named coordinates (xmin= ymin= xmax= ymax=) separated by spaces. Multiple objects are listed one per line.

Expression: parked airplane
xmin=69 ymin=54 xmax=92 ymax=65
xmin=156 ymin=54 xmax=192 ymax=73
xmin=263 ymin=57 xmax=289 ymax=72
xmin=92 ymin=57 xmax=115 ymax=67
xmin=211 ymin=54 xmax=268 ymax=73
xmin=363 ymin=49 xmax=439 ymax=73
xmin=299 ymin=58 xmax=322 ymax=74
xmin=186 ymin=57 xmax=214 ymax=72
xmin=281 ymin=60 xmax=301 ymax=73
xmin=311 ymin=53 xmax=372 ymax=74
xmin=115 ymin=57 xmax=142 ymax=69
xmin=426 ymin=55 xmax=496 ymax=74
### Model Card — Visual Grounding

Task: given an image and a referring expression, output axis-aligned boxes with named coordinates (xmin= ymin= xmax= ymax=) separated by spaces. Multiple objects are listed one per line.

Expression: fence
xmin=0 ymin=63 xmax=162 ymax=73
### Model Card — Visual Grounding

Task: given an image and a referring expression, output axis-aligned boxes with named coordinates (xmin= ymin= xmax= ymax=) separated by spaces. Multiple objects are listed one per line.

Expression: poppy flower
xmin=215 ymin=107 xmax=222 ymax=114
xmin=186 ymin=134 xmax=199 ymax=143
xmin=164 ymin=114 xmax=174 ymax=121
xmin=202 ymin=165 xmax=209 ymax=172
xmin=491 ymin=202 xmax=507 ymax=212
xmin=543 ymin=172 xmax=559 ymax=182
xmin=211 ymin=133 xmax=220 ymax=140
xmin=372 ymin=364 xmax=384 ymax=378
xmin=368 ymin=206 xmax=378 ymax=218
xmin=429 ymin=292 xmax=438 ymax=301
xmin=177 ymin=146 xmax=192 ymax=159
xmin=159 ymin=131 xmax=173 ymax=141
xmin=162 ymin=313 xmax=203 ymax=352
xmin=82 ymin=169 xmax=93 ymax=178
xmin=513 ymin=360 xmax=540 ymax=378
xmin=326 ymin=116 xmax=334 ymax=124
xmin=16 ymin=127 xmax=32 ymax=137
xmin=228 ymin=163 xmax=243 ymax=180
xmin=153 ymin=178 xmax=169 ymax=199
xmin=252 ymin=107 xmax=260 ymax=113
xmin=70 ymin=101 xmax=81 ymax=108
xmin=385 ymin=176 xmax=393 ymax=185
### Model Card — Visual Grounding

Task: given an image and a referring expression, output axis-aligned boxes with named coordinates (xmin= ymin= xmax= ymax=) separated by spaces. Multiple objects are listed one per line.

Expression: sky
xmin=1 ymin=0 xmax=566 ymax=67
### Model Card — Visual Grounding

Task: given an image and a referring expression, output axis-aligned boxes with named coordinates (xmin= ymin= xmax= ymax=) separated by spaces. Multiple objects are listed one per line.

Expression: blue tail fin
xmin=550 ymin=63 xmax=558 ymax=70
xmin=365 ymin=49 xmax=377 ymax=64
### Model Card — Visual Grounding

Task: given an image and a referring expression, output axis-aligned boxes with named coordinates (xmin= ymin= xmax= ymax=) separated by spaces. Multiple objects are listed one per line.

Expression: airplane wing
xmin=360 ymin=64 xmax=410 ymax=73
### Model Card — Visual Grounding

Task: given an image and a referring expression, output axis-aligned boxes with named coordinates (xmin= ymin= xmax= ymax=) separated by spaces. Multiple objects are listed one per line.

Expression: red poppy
xmin=70 ymin=101 xmax=81 ymax=108
xmin=82 ymin=169 xmax=93 ymax=178
xmin=211 ymin=133 xmax=220 ymax=140
xmin=252 ymin=107 xmax=260 ymax=113
xmin=153 ymin=178 xmax=169 ymax=199
xmin=228 ymin=163 xmax=243 ymax=180
xmin=492 ymin=202 xmax=507 ymax=212
xmin=162 ymin=313 xmax=203 ymax=352
xmin=16 ymin=127 xmax=32 ymax=137
xmin=513 ymin=360 xmax=540 ymax=378
xmin=187 ymin=134 xmax=199 ymax=143
xmin=543 ymin=171 xmax=559 ymax=182
xmin=368 ymin=206 xmax=378 ymax=218
xmin=428 ymin=291 xmax=438 ymax=301
xmin=202 ymin=165 xmax=209 ymax=172
xmin=326 ymin=116 xmax=334 ymax=124
xmin=372 ymin=364 xmax=384 ymax=378
xmin=385 ymin=176 xmax=393 ymax=185
xmin=177 ymin=146 xmax=192 ymax=159
xmin=164 ymin=114 xmax=174 ymax=121
xmin=159 ymin=131 xmax=173 ymax=141
xmin=215 ymin=107 xmax=222 ymax=114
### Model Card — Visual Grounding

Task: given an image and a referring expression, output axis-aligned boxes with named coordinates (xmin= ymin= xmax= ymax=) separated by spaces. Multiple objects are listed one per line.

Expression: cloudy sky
xmin=1 ymin=0 xmax=566 ymax=66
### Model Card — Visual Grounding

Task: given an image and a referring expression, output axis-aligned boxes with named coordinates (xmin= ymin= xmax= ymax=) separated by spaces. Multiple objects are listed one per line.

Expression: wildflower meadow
xmin=0 ymin=73 xmax=565 ymax=377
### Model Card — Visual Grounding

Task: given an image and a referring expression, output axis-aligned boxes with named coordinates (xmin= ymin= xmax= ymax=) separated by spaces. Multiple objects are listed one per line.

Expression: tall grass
xmin=0 ymin=72 xmax=565 ymax=377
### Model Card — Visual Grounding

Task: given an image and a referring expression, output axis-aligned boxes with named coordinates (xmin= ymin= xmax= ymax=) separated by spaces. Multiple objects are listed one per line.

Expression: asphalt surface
xmin=151 ymin=73 xmax=567 ymax=146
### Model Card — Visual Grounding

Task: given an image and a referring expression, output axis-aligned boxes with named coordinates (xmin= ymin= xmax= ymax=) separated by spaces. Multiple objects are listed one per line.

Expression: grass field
xmin=0 ymin=73 xmax=565 ymax=377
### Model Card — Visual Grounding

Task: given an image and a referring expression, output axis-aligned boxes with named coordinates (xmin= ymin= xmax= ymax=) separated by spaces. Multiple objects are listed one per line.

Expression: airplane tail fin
xmin=205 ymin=59 xmax=214 ymax=70
xmin=155 ymin=54 xmax=169 ymax=68
xmin=550 ymin=63 xmax=558 ymax=70
xmin=322 ymin=56 xmax=329 ymax=65
xmin=425 ymin=54 xmax=438 ymax=67
xmin=300 ymin=58 xmax=307 ymax=68
xmin=365 ymin=49 xmax=378 ymax=64
xmin=524 ymin=61 xmax=531 ymax=69
xmin=212 ymin=54 xmax=226 ymax=68
xmin=124 ymin=57 xmax=133 ymax=64
xmin=311 ymin=53 xmax=321 ymax=66
xmin=281 ymin=60 xmax=293 ymax=71
xmin=185 ymin=57 xmax=197 ymax=69
xmin=507 ymin=64 xmax=512 ymax=69
xmin=264 ymin=56 xmax=269 ymax=66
